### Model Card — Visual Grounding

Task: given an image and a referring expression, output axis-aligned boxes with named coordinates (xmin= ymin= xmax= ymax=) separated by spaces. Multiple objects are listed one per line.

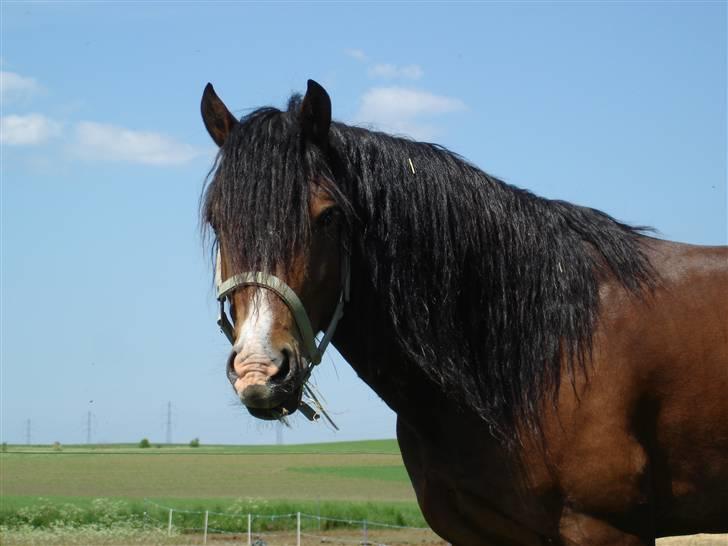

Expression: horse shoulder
xmin=544 ymin=239 xmax=728 ymax=539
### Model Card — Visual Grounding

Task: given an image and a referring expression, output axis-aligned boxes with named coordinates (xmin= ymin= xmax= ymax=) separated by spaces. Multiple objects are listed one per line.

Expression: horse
xmin=199 ymin=79 xmax=728 ymax=545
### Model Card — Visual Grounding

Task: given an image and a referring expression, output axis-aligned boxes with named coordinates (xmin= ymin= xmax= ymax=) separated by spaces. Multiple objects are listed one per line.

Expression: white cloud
xmin=1 ymin=71 xmax=42 ymax=102
xmin=368 ymin=63 xmax=424 ymax=80
xmin=73 ymin=121 xmax=208 ymax=166
xmin=0 ymin=113 xmax=61 ymax=145
xmin=354 ymin=87 xmax=466 ymax=140
xmin=344 ymin=49 xmax=368 ymax=62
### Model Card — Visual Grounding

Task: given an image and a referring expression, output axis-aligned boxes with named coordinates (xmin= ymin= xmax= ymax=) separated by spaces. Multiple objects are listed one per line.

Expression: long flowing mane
xmin=202 ymin=95 xmax=655 ymax=442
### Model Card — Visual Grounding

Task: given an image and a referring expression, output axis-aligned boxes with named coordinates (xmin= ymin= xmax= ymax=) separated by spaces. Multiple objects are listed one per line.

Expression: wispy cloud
xmin=72 ymin=121 xmax=208 ymax=166
xmin=345 ymin=49 xmax=424 ymax=81
xmin=368 ymin=63 xmax=424 ymax=80
xmin=353 ymin=87 xmax=466 ymax=140
xmin=344 ymin=48 xmax=369 ymax=63
xmin=1 ymin=113 xmax=61 ymax=145
xmin=1 ymin=70 xmax=43 ymax=103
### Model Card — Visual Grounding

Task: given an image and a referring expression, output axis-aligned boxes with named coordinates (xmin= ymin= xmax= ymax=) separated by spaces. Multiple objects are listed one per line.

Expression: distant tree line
xmin=137 ymin=438 xmax=200 ymax=448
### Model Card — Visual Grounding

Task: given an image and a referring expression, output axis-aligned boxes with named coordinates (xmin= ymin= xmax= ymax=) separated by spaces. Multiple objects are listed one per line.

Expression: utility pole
xmin=25 ymin=419 xmax=31 ymax=445
xmin=166 ymin=401 xmax=172 ymax=444
xmin=86 ymin=411 xmax=92 ymax=444
xmin=276 ymin=421 xmax=283 ymax=445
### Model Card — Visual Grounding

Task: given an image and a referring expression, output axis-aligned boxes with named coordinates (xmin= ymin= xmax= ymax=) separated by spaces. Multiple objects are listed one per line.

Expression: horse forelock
xmin=201 ymin=92 xmax=655 ymax=447
xmin=201 ymin=96 xmax=343 ymax=275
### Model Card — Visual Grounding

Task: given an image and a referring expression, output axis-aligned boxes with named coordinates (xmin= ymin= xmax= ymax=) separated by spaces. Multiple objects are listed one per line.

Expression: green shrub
xmin=138 ymin=438 xmax=150 ymax=449
xmin=189 ymin=438 xmax=200 ymax=448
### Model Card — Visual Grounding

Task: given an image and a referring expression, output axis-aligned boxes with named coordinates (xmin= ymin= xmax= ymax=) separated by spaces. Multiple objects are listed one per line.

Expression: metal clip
xmin=298 ymin=401 xmax=321 ymax=422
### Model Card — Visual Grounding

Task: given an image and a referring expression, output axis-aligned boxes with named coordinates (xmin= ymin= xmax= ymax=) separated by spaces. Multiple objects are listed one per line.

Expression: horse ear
xmin=201 ymin=83 xmax=238 ymax=147
xmin=300 ymin=79 xmax=331 ymax=148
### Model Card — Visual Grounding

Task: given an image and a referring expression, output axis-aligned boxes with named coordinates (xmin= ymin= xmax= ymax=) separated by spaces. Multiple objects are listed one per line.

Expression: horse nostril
xmin=226 ymin=351 xmax=237 ymax=385
xmin=270 ymin=349 xmax=292 ymax=384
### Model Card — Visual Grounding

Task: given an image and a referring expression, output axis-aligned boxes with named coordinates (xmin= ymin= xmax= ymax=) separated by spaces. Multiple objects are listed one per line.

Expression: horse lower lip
xmin=246 ymin=406 xmax=286 ymax=421
xmin=241 ymin=384 xmax=303 ymax=419
xmin=240 ymin=384 xmax=279 ymax=409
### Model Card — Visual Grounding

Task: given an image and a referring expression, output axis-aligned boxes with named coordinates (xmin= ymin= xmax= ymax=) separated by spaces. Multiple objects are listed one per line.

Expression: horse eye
xmin=317 ymin=208 xmax=339 ymax=227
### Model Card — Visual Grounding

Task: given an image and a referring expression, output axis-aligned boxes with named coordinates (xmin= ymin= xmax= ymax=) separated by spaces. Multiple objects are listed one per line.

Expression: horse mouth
xmin=227 ymin=350 xmax=305 ymax=420
xmin=242 ymin=386 xmax=302 ymax=420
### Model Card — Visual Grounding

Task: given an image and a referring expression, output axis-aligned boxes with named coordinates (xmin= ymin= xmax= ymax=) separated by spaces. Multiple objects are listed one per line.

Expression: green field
xmin=1 ymin=440 xmax=413 ymax=501
xmin=0 ymin=439 xmax=424 ymax=531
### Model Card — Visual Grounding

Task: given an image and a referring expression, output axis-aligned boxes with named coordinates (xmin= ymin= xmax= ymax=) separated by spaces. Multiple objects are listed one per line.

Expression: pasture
xmin=1 ymin=440 xmax=414 ymax=502
xmin=1 ymin=440 xmax=436 ymax=544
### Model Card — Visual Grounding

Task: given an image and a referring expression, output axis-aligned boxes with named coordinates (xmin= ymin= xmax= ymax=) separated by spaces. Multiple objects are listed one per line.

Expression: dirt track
xmin=200 ymin=533 xmax=728 ymax=546
xmin=658 ymin=536 xmax=728 ymax=546
xmin=2 ymin=531 xmax=727 ymax=545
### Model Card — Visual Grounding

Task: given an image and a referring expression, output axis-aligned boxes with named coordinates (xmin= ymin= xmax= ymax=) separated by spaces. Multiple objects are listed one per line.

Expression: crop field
xmin=1 ymin=441 xmax=726 ymax=545
xmin=1 ymin=440 xmax=414 ymax=502
xmin=0 ymin=440 xmax=438 ymax=545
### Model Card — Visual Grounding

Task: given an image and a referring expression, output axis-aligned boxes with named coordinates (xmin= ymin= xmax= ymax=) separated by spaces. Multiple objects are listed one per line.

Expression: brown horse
xmin=200 ymin=80 xmax=728 ymax=545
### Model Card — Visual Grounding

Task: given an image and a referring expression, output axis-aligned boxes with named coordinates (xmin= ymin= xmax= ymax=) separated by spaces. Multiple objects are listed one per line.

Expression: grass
xmin=0 ymin=453 xmax=413 ymax=500
xmin=0 ymin=496 xmax=427 ymax=531
xmin=0 ymin=523 xmax=177 ymax=545
xmin=0 ymin=439 xmax=423 ymax=532
xmin=290 ymin=465 xmax=410 ymax=482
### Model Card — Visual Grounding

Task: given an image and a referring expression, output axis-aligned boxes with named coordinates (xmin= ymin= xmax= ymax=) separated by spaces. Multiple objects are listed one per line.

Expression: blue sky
xmin=1 ymin=2 xmax=725 ymax=446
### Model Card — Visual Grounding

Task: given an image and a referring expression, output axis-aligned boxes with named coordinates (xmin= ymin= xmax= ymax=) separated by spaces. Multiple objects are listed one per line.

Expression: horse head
xmin=201 ymin=80 xmax=348 ymax=421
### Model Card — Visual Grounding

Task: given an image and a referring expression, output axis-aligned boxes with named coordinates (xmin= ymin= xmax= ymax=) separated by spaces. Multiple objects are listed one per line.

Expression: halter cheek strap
xmin=215 ymin=249 xmax=350 ymax=366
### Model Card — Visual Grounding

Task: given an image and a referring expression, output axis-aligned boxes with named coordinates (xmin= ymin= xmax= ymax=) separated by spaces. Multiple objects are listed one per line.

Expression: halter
xmin=214 ymin=247 xmax=350 ymax=424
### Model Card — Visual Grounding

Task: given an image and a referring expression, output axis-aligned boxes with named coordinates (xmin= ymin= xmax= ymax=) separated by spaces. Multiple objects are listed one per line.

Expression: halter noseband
xmin=215 ymin=247 xmax=350 ymax=378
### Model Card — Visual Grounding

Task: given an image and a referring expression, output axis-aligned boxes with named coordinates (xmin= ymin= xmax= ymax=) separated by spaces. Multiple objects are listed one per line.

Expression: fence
xmin=144 ymin=500 xmax=445 ymax=546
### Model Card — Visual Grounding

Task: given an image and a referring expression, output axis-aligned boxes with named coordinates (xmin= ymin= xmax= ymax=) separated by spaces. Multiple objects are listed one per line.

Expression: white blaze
xmin=231 ymin=291 xmax=282 ymax=393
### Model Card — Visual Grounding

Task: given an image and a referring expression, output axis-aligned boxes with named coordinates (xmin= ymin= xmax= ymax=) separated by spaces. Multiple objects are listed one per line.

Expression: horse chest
xmin=396 ymin=416 xmax=556 ymax=545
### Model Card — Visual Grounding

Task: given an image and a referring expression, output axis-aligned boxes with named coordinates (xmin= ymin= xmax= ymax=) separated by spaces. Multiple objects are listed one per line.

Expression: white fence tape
xmin=144 ymin=498 xmax=440 ymax=545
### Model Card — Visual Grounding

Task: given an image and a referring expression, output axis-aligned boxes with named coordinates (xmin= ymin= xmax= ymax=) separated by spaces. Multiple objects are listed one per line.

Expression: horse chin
xmin=240 ymin=384 xmax=301 ymax=421
xmin=245 ymin=404 xmax=294 ymax=421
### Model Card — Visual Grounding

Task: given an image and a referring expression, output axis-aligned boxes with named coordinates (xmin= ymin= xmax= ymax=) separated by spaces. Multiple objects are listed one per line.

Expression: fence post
xmin=167 ymin=508 xmax=173 ymax=537
xmin=296 ymin=512 xmax=301 ymax=546
xmin=247 ymin=513 xmax=251 ymax=546
xmin=203 ymin=510 xmax=209 ymax=545
xmin=363 ymin=519 xmax=368 ymax=545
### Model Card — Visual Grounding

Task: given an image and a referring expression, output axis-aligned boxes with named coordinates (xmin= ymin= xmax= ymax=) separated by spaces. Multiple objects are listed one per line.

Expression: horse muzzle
xmin=227 ymin=350 xmax=305 ymax=418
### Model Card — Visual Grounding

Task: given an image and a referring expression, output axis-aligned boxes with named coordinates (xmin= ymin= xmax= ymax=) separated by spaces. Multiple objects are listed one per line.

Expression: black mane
xmin=202 ymin=95 xmax=655 ymax=443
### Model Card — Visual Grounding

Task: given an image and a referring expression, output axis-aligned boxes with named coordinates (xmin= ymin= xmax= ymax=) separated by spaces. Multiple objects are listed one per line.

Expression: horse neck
xmin=330 ymin=256 xmax=451 ymax=430
xmin=331 ymin=278 xmax=525 ymax=470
